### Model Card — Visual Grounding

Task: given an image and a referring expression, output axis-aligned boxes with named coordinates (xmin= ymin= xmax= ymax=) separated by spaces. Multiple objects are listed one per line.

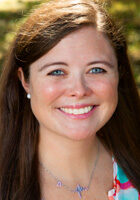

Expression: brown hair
xmin=0 ymin=0 xmax=140 ymax=199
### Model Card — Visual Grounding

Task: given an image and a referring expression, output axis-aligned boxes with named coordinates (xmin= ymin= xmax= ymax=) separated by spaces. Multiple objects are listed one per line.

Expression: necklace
xmin=39 ymin=141 xmax=100 ymax=199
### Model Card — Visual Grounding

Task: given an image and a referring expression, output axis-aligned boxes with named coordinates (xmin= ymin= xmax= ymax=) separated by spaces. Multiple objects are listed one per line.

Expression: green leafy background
xmin=0 ymin=0 xmax=140 ymax=91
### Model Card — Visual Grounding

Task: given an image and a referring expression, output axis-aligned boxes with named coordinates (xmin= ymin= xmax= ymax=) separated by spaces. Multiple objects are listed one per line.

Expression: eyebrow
xmin=38 ymin=60 xmax=114 ymax=72
xmin=39 ymin=62 xmax=68 ymax=72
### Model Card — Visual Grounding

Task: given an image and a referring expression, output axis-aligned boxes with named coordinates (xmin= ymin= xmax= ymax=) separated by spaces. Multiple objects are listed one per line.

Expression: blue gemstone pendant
xmin=75 ymin=184 xmax=88 ymax=199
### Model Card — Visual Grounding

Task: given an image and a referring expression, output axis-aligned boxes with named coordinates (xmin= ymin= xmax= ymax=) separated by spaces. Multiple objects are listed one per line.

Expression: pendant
xmin=57 ymin=180 xmax=62 ymax=187
xmin=75 ymin=184 xmax=88 ymax=199
xmin=56 ymin=181 xmax=88 ymax=199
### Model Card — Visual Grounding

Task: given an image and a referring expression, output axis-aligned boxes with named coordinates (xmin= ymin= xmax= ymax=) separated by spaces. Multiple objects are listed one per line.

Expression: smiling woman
xmin=0 ymin=0 xmax=140 ymax=200
xmin=18 ymin=26 xmax=119 ymax=141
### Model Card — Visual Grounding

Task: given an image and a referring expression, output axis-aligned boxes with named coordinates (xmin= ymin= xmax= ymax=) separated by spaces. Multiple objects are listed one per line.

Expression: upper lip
xmin=58 ymin=104 xmax=96 ymax=109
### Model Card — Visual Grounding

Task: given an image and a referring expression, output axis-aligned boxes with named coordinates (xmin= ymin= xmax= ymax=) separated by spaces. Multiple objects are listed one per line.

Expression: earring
xmin=27 ymin=93 xmax=31 ymax=99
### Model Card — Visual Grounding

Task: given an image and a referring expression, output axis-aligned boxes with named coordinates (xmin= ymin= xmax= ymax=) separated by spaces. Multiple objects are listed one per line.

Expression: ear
xmin=18 ymin=67 xmax=30 ymax=94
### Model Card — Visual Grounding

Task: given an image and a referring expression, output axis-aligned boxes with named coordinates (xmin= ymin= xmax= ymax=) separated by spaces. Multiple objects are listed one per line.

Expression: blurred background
xmin=0 ymin=0 xmax=140 ymax=90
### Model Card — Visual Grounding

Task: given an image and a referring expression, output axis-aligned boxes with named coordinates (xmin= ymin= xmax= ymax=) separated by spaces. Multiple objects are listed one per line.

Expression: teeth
xmin=60 ymin=106 xmax=93 ymax=115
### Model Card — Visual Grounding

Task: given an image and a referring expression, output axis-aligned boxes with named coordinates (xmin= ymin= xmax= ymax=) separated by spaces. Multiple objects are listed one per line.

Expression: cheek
xmin=90 ymin=77 xmax=118 ymax=101
xmin=33 ymin=81 xmax=65 ymax=103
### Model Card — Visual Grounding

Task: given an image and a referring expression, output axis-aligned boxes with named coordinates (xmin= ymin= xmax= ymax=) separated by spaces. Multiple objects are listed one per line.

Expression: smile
xmin=60 ymin=106 xmax=93 ymax=115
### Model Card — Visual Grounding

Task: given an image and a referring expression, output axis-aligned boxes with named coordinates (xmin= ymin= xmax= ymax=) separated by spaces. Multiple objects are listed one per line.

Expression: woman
xmin=0 ymin=0 xmax=140 ymax=199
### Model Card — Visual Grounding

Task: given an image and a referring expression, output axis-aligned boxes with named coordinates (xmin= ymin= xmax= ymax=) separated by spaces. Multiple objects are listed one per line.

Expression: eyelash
xmin=89 ymin=68 xmax=106 ymax=74
xmin=47 ymin=67 xmax=106 ymax=76
xmin=48 ymin=69 xmax=65 ymax=76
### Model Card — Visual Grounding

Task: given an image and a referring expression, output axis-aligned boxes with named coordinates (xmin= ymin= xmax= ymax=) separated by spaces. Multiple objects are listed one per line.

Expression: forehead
xmin=30 ymin=26 xmax=117 ymax=69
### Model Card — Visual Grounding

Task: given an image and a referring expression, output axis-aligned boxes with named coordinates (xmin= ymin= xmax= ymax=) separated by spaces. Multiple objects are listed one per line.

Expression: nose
xmin=67 ymin=75 xmax=92 ymax=98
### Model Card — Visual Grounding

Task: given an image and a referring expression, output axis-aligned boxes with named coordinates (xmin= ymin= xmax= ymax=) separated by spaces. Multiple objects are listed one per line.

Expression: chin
xmin=63 ymin=130 xmax=95 ymax=141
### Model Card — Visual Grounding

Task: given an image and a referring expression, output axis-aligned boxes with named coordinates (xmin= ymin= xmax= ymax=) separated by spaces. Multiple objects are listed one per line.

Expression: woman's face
xmin=21 ymin=26 xmax=119 ymax=140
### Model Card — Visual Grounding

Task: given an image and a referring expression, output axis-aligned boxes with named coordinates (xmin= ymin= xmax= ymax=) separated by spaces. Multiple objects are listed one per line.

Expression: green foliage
xmin=0 ymin=0 xmax=44 ymax=67
xmin=0 ymin=0 xmax=140 ymax=89
xmin=110 ymin=0 xmax=140 ymax=89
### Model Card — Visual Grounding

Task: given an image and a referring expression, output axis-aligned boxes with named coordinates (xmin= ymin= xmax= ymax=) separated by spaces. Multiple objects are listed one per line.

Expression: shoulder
xmin=108 ymin=157 xmax=140 ymax=200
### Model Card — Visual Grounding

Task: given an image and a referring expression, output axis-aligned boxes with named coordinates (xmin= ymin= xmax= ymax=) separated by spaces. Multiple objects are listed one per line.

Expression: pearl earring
xmin=27 ymin=93 xmax=31 ymax=99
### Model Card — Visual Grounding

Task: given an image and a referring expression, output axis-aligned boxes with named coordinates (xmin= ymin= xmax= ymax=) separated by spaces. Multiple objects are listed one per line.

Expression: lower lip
xmin=58 ymin=106 xmax=97 ymax=119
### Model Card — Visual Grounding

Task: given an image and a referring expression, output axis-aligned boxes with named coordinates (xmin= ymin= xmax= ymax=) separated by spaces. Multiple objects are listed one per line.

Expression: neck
xmin=38 ymin=129 xmax=100 ymax=184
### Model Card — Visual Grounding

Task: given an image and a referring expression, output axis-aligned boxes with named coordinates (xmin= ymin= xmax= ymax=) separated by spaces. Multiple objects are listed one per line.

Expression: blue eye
xmin=89 ymin=68 xmax=106 ymax=74
xmin=48 ymin=70 xmax=65 ymax=76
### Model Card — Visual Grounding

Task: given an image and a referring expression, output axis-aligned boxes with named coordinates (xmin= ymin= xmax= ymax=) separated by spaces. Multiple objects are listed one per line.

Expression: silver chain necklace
xmin=39 ymin=141 xmax=100 ymax=199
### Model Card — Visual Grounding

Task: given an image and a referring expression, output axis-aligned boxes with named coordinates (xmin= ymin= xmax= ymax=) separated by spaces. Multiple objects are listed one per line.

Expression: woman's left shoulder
xmin=108 ymin=157 xmax=140 ymax=200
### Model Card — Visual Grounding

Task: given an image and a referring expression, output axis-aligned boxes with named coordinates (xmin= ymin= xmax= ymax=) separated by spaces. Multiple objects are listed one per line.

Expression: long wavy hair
xmin=0 ymin=0 xmax=140 ymax=199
